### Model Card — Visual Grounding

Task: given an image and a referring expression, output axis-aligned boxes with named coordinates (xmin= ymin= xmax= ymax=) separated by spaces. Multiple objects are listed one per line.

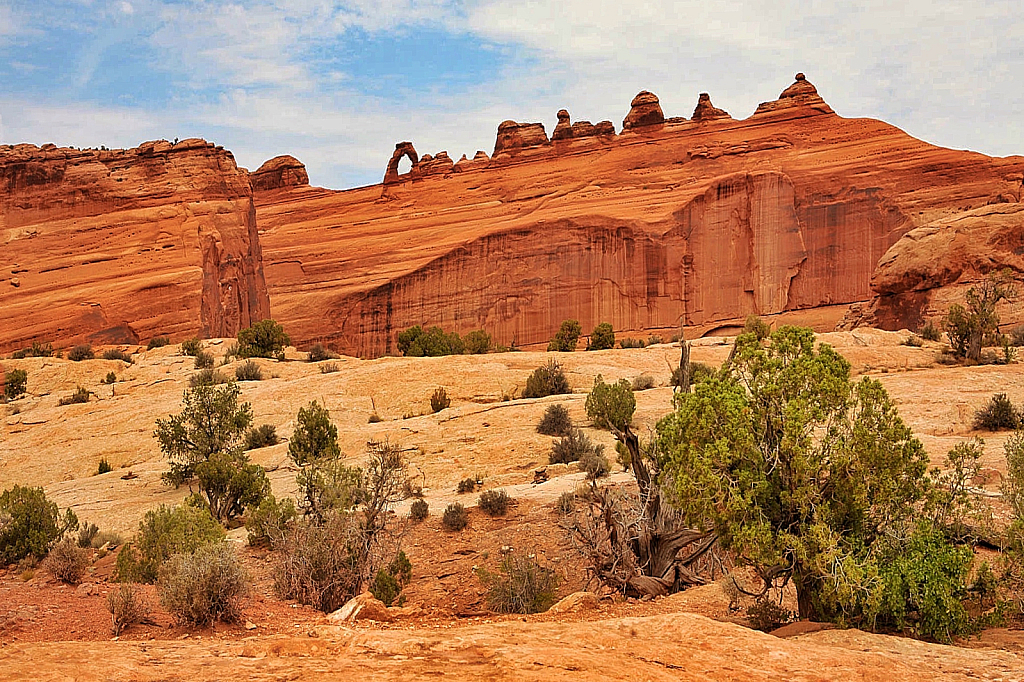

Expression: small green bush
xmin=370 ymin=551 xmax=412 ymax=606
xmin=587 ymin=323 xmax=615 ymax=351
xmin=631 ymin=374 xmax=656 ymax=391
xmin=244 ymin=424 xmax=279 ymax=450
xmin=647 ymin=334 xmax=664 ymax=345
xmin=147 ymin=336 xmax=170 ymax=350
xmin=746 ymin=598 xmax=793 ymax=632
xmin=114 ymin=504 xmax=225 ymax=583
xmin=479 ymin=552 xmax=559 ymax=614
xmin=189 ymin=368 xmax=229 ymax=387
xmin=237 ymin=319 xmax=290 ymax=359
xmin=102 ymin=348 xmax=133 ymax=363
xmin=974 ymin=393 xmax=1021 ymax=430
xmin=430 ymin=386 xmax=451 ymax=413
xmin=67 ymin=344 xmax=95 ymax=362
xmin=536 ymin=404 xmax=572 ymax=436
xmin=464 ymin=329 xmax=492 ymax=354
xmin=744 ymin=315 xmax=771 ymax=340
xmin=547 ymin=319 xmax=581 ymax=352
xmin=320 ymin=362 xmax=340 ymax=374
xmin=245 ymin=495 xmax=297 ymax=548
xmin=618 ymin=337 xmax=646 ymax=349
xmin=410 ymin=499 xmax=429 ymax=521
xmin=4 ymin=369 xmax=27 ymax=400
xmin=77 ymin=522 xmax=99 ymax=548
xmin=306 ymin=343 xmax=336 ymax=362
xmin=44 ymin=537 xmax=90 ymax=585
xmin=556 ymin=490 xmax=576 ymax=515
xmin=920 ymin=321 xmax=942 ymax=342
xmin=671 ymin=361 xmax=715 ymax=387
xmin=194 ymin=350 xmax=214 ymax=370
xmin=523 ymin=359 xmax=571 ymax=399
xmin=58 ymin=386 xmax=90 ymax=406
xmin=180 ymin=338 xmax=203 ymax=357
xmin=0 ymin=485 xmax=78 ymax=564
xmin=478 ymin=489 xmax=512 ymax=517
xmin=234 ymin=360 xmax=263 ymax=382
xmin=457 ymin=477 xmax=478 ymax=494
xmin=108 ymin=583 xmax=150 ymax=636
xmin=579 ymin=447 xmax=611 ymax=480
xmin=19 ymin=341 xmax=54 ymax=357
xmin=397 ymin=325 xmax=465 ymax=357
xmin=96 ymin=458 xmax=113 ymax=475
xmin=585 ymin=376 xmax=635 ymax=432
xmin=550 ymin=428 xmax=602 ymax=465
xmin=101 ymin=371 xmax=117 ymax=385
xmin=442 ymin=502 xmax=468 ymax=531
xmin=158 ymin=542 xmax=249 ymax=626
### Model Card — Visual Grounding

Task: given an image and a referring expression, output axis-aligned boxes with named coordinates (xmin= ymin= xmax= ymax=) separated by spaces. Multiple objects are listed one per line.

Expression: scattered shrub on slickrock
xmin=236 ymin=319 xmax=290 ymax=360
xmin=397 ymin=325 xmax=465 ymax=357
xmin=409 ymin=499 xmax=429 ymax=521
xmin=478 ymin=489 xmax=512 ymax=517
xmin=159 ymin=542 xmax=249 ymax=627
xmin=102 ymin=348 xmax=133 ymax=363
xmin=147 ymin=336 xmax=170 ymax=350
xmin=4 ymin=369 xmax=27 ymax=400
xmin=0 ymin=485 xmax=78 ymax=564
xmin=587 ymin=323 xmax=615 ymax=351
xmin=430 ymin=386 xmax=451 ymax=413
xmin=234 ymin=359 xmax=263 ymax=382
xmin=193 ymin=350 xmax=214 ymax=370
xmin=547 ymin=319 xmax=581 ymax=352
xmin=631 ymin=374 xmax=656 ymax=391
xmin=536 ymin=404 xmax=572 ymax=436
xmin=463 ymin=329 xmax=493 ymax=354
xmin=523 ymin=359 xmax=571 ymax=399
xmin=442 ymin=503 xmax=468 ymax=531
xmin=974 ymin=393 xmax=1021 ymax=431
xmin=67 ymin=344 xmax=94 ymax=362
xmin=746 ymin=598 xmax=793 ymax=632
xmin=478 ymin=552 xmax=559 ymax=614
xmin=306 ymin=343 xmax=337 ymax=362
xmin=550 ymin=428 xmax=602 ymax=465
xmin=58 ymin=386 xmax=90 ymax=406
xmin=919 ymin=321 xmax=942 ymax=342
xmin=244 ymin=424 xmax=279 ymax=450
xmin=180 ymin=338 xmax=202 ymax=357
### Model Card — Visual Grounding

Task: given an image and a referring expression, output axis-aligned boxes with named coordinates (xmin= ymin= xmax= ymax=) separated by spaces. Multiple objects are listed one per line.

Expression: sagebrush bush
xmin=180 ymin=338 xmax=202 ymax=356
xmin=115 ymin=504 xmax=224 ymax=583
xmin=631 ymin=374 xmax=656 ymax=391
xmin=457 ymin=477 xmax=478 ymax=494
xmin=237 ymin=320 xmax=290 ymax=359
xmin=193 ymin=350 xmax=214 ymax=370
xmin=189 ymin=368 xmax=229 ymax=387
xmin=234 ymin=360 xmax=263 ymax=382
xmin=306 ymin=343 xmax=335 ymax=362
xmin=478 ymin=489 xmax=511 ymax=517
xmin=320 ymin=362 xmax=340 ymax=374
xmin=14 ymin=341 xmax=54 ymax=358
xmin=579 ymin=447 xmax=611 ymax=480
xmin=410 ymin=498 xmax=429 ymax=521
xmin=523 ymin=359 xmax=571 ymax=399
xmin=618 ymin=337 xmax=645 ymax=349
xmin=244 ymin=424 xmax=279 ymax=450
xmin=77 ymin=522 xmax=99 ymax=548
xmin=58 ymin=386 xmax=90 ymax=406
xmin=903 ymin=335 xmax=924 ymax=348
xmin=974 ymin=393 xmax=1021 ymax=430
xmin=920 ymin=321 xmax=942 ymax=342
xmin=442 ymin=503 xmax=468 ymax=531
xmin=96 ymin=458 xmax=113 ymax=475
xmin=556 ymin=490 xmax=576 ymax=515
xmin=102 ymin=348 xmax=133 ymax=363
xmin=587 ymin=323 xmax=615 ymax=351
xmin=479 ymin=552 xmax=559 ymax=614
xmin=430 ymin=386 xmax=451 ymax=413
xmin=547 ymin=319 xmax=581 ymax=352
xmin=550 ymin=428 xmax=601 ymax=465
xmin=101 ymin=371 xmax=117 ymax=385
xmin=108 ymin=582 xmax=150 ymax=636
xmin=273 ymin=514 xmax=365 ymax=613
xmin=648 ymin=334 xmax=664 ymax=345
xmin=536 ymin=404 xmax=572 ymax=436
xmin=4 ymin=369 xmax=27 ymax=400
xmin=746 ymin=598 xmax=793 ymax=632
xmin=245 ymin=495 xmax=297 ymax=548
xmin=67 ymin=344 xmax=94 ymax=362
xmin=44 ymin=537 xmax=90 ymax=584
xmin=671 ymin=361 xmax=715 ymax=387
xmin=147 ymin=336 xmax=170 ymax=350
xmin=159 ymin=542 xmax=249 ymax=626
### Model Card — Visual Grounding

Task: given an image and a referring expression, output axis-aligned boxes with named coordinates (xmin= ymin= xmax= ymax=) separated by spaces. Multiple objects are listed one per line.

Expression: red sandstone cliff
xmin=254 ymin=75 xmax=1024 ymax=357
xmin=0 ymin=139 xmax=270 ymax=350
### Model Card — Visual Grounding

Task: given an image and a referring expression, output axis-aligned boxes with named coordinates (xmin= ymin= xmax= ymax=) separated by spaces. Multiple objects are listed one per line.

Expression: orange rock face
xmin=0 ymin=139 xmax=270 ymax=350
xmin=255 ymin=75 xmax=1024 ymax=357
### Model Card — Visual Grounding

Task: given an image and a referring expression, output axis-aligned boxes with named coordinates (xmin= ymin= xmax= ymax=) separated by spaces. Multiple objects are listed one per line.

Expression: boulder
xmin=622 ymin=91 xmax=665 ymax=130
xmin=250 ymin=155 xmax=309 ymax=191
xmin=754 ymin=73 xmax=835 ymax=116
xmin=493 ymin=121 xmax=551 ymax=156
xmin=328 ymin=593 xmax=394 ymax=623
xmin=548 ymin=591 xmax=600 ymax=614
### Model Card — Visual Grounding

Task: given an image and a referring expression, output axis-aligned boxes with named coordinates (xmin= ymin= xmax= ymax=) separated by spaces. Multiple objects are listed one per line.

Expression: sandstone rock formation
xmin=383 ymin=142 xmax=419 ymax=185
xmin=551 ymin=109 xmax=574 ymax=141
xmin=622 ymin=91 xmax=666 ymax=130
xmin=254 ymin=74 xmax=1024 ymax=357
xmin=250 ymin=155 xmax=309 ymax=192
xmin=691 ymin=93 xmax=730 ymax=121
xmin=0 ymin=139 xmax=270 ymax=351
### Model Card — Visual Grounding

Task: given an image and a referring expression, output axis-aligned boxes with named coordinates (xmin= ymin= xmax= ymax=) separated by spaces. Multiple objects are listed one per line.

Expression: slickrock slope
xmin=255 ymin=75 xmax=1024 ymax=357
xmin=0 ymin=139 xmax=270 ymax=351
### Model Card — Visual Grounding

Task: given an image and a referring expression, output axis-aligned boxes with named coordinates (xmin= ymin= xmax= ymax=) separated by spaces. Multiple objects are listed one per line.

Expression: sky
xmin=0 ymin=1 xmax=1021 ymax=189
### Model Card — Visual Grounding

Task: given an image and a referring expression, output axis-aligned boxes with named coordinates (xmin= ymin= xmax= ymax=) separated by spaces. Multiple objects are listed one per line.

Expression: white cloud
xmin=119 ymin=1 xmax=134 ymax=16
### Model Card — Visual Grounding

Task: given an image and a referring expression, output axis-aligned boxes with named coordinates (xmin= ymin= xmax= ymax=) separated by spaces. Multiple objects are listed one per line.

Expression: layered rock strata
xmin=250 ymin=155 xmax=309 ymax=191
xmin=0 ymin=139 xmax=270 ymax=350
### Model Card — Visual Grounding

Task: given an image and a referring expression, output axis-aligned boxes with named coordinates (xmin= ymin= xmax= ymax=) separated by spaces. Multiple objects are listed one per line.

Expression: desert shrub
xmin=15 ymin=341 xmax=54 ymax=358
xmin=631 ymin=374 xmax=656 ymax=391
xmin=58 ymin=386 xmax=90 ymax=406
xmin=587 ymin=322 xmax=615 ymax=351
xmin=615 ymin=441 xmax=631 ymax=471
xmin=244 ymin=424 xmax=279 ymax=450
xmin=550 ymin=428 xmax=602 ymax=465
xmin=478 ymin=489 xmax=512 ymax=517
xmin=189 ymin=368 xmax=229 ymax=387
xmin=547 ymin=319 xmax=581 ymax=352
xmin=457 ymin=477 xmax=478 ymax=494
xmin=193 ymin=450 xmax=270 ymax=521
xmin=523 ymin=359 xmax=571 ymax=399
xmin=919 ymin=321 xmax=942 ymax=342
xmin=101 ymin=371 xmax=117 ymax=385
xmin=92 ymin=530 xmax=123 ymax=549
xmin=180 ymin=338 xmax=202 ymax=356
xmin=96 ymin=458 xmax=113 ymax=475
xmin=744 ymin=315 xmax=772 ymax=340
xmin=147 ymin=336 xmax=170 ymax=350
xmin=410 ymin=499 xmax=429 ymax=521
xmin=903 ymin=335 xmax=924 ymax=348
xmin=1003 ymin=431 xmax=1024 ymax=521
xmin=463 ymin=329 xmax=493 ymax=354
xmin=234 ymin=360 xmax=263 ymax=382
xmin=320 ymin=362 xmax=340 ymax=374
xmin=430 ymin=386 xmax=451 ymax=413
xmin=114 ymin=504 xmax=225 ymax=583
xmin=579 ymin=447 xmax=611 ymax=480
xmin=943 ymin=273 xmax=1015 ymax=361
xmin=4 ymin=369 xmax=27 ymax=400
xmin=397 ymin=325 xmax=465 ymax=357
xmin=556 ymin=490 xmax=576 ymax=515
xmin=288 ymin=401 xmax=340 ymax=466
xmin=245 ymin=495 xmax=298 ymax=548
xmin=102 ymin=348 xmax=133 ymax=363
xmin=370 ymin=551 xmax=412 ymax=606
xmin=44 ymin=537 xmax=90 ymax=584
xmin=746 ymin=598 xmax=793 ymax=632
xmin=442 ymin=503 xmax=468 ymax=531
xmin=585 ymin=376 xmax=635 ymax=432
xmin=237 ymin=319 xmax=290 ymax=359
xmin=67 ymin=344 xmax=95 ymax=361
xmin=671 ymin=361 xmax=714 ymax=387
xmin=77 ymin=522 xmax=99 ymax=548
xmin=0 ymin=485 xmax=77 ymax=564
xmin=107 ymin=583 xmax=150 ymax=636
xmin=306 ymin=343 xmax=336 ymax=362
xmin=537 ymin=404 xmax=572 ymax=436
xmin=973 ymin=393 xmax=1021 ymax=431
xmin=273 ymin=513 xmax=365 ymax=613
xmin=479 ymin=552 xmax=559 ymax=614
xmin=193 ymin=350 xmax=214 ymax=370
xmin=648 ymin=334 xmax=664 ymax=345
xmin=1010 ymin=325 xmax=1024 ymax=347
xmin=159 ymin=542 xmax=248 ymax=626
xmin=618 ymin=337 xmax=645 ymax=349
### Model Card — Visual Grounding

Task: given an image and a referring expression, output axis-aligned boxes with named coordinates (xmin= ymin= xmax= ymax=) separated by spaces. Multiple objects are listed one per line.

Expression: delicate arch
xmin=383 ymin=142 xmax=419 ymax=185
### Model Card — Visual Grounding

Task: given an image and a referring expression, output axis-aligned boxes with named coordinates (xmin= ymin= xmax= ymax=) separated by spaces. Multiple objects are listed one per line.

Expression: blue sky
xmin=1 ymin=1 xmax=1022 ymax=189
